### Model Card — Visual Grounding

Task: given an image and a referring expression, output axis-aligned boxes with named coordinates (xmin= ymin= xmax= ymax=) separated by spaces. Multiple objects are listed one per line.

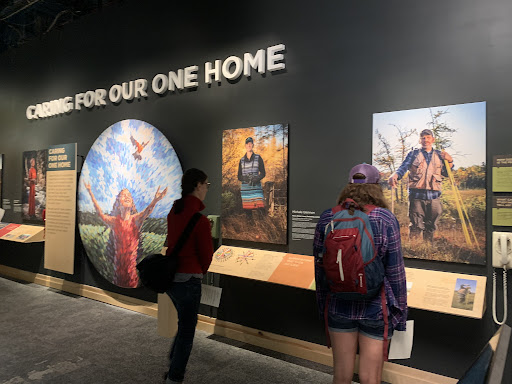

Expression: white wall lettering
xmin=25 ymin=43 xmax=286 ymax=119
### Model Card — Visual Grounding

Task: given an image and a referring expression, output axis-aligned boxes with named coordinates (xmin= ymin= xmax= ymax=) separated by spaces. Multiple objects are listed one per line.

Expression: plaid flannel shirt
xmin=313 ymin=207 xmax=408 ymax=331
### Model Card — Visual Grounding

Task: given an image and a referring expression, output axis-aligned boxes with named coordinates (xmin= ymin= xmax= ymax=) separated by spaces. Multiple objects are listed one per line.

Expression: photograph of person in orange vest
xmin=388 ymin=129 xmax=453 ymax=243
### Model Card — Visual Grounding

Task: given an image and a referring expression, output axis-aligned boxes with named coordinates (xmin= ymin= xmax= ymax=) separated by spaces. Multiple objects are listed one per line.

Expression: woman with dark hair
xmin=313 ymin=164 xmax=407 ymax=384
xmin=84 ymin=183 xmax=167 ymax=288
xmin=165 ymin=168 xmax=213 ymax=384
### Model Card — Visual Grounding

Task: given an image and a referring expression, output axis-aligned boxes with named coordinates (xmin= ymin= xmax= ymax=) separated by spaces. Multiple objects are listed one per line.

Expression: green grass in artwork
xmin=451 ymin=291 xmax=475 ymax=311
xmin=383 ymin=188 xmax=486 ymax=264
xmin=79 ymin=224 xmax=166 ymax=281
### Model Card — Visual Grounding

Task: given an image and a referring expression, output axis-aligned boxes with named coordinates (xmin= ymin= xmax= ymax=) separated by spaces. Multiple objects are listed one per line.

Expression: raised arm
xmin=84 ymin=182 xmax=114 ymax=225
xmin=134 ymin=186 xmax=168 ymax=228
xmin=440 ymin=150 xmax=454 ymax=176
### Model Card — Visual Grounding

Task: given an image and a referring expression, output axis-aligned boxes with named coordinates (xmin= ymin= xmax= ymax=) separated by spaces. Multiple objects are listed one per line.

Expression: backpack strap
xmin=381 ymin=287 xmax=389 ymax=361
xmin=169 ymin=212 xmax=202 ymax=258
xmin=434 ymin=149 xmax=444 ymax=162
xmin=343 ymin=198 xmax=360 ymax=210
xmin=324 ymin=294 xmax=331 ymax=349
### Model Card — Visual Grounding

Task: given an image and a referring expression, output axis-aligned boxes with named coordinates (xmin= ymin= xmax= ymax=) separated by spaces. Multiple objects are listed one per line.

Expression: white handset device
xmin=492 ymin=232 xmax=511 ymax=325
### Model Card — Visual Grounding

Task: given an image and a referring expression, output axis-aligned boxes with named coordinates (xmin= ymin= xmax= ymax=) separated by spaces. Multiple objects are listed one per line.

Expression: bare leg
xmin=358 ymin=333 xmax=384 ymax=384
xmin=330 ymin=331 xmax=358 ymax=384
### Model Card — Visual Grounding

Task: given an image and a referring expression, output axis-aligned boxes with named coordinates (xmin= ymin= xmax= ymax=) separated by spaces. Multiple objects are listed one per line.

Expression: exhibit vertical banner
xmin=44 ymin=143 xmax=77 ymax=274
xmin=0 ymin=154 xmax=3 ymax=207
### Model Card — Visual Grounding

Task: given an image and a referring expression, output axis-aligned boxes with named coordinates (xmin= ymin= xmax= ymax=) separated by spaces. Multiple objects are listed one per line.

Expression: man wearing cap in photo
xmin=237 ymin=137 xmax=266 ymax=215
xmin=388 ymin=129 xmax=454 ymax=243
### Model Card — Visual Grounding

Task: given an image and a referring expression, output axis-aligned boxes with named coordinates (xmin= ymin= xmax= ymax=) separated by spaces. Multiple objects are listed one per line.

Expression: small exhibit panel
xmin=210 ymin=245 xmax=314 ymax=290
xmin=492 ymin=155 xmax=512 ymax=192
xmin=0 ymin=223 xmax=44 ymax=243
xmin=405 ymin=267 xmax=486 ymax=318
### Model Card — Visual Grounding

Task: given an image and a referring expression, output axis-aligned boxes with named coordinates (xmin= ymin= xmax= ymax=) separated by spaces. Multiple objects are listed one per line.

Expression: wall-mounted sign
xmin=25 ymin=44 xmax=286 ymax=120
xmin=493 ymin=155 xmax=512 ymax=192
xmin=492 ymin=196 xmax=512 ymax=226
xmin=44 ymin=143 xmax=77 ymax=274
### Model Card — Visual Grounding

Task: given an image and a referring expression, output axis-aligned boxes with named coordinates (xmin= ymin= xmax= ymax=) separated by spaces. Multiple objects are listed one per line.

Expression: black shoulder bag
xmin=137 ymin=212 xmax=202 ymax=293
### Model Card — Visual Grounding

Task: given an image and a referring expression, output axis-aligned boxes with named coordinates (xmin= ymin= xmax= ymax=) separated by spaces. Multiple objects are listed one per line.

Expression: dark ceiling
xmin=0 ymin=0 xmax=120 ymax=53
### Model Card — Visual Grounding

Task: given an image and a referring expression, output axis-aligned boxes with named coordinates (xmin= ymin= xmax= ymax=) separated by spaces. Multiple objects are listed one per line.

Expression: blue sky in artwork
xmin=454 ymin=278 xmax=477 ymax=292
xmin=254 ymin=124 xmax=288 ymax=145
xmin=372 ymin=101 xmax=486 ymax=169
xmin=78 ymin=120 xmax=182 ymax=218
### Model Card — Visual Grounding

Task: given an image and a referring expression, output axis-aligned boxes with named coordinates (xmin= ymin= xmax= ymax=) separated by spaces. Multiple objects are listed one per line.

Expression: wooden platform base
xmin=0 ymin=265 xmax=457 ymax=384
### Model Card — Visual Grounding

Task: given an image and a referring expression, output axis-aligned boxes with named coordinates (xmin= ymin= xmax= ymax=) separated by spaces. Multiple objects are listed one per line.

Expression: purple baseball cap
xmin=348 ymin=163 xmax=380 ymax=184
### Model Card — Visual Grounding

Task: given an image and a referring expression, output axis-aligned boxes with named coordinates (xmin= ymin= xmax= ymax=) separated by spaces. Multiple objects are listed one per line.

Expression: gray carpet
xmin=0 ymin=276 xmax=335 ymax=384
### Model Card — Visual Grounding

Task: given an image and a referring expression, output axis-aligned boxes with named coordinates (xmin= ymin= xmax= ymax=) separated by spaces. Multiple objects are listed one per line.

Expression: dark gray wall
xmin=0 ymin=0 xmax=511 ymax=380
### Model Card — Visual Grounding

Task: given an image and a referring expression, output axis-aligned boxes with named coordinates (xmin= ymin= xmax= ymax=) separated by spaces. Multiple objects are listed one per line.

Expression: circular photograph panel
xmin=78 ymin=119 xmax=182 ymax=288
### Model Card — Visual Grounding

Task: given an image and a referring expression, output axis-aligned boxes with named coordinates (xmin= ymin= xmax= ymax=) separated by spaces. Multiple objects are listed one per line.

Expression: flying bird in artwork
xmin=130 ymin=135 xmax=150 ymax=161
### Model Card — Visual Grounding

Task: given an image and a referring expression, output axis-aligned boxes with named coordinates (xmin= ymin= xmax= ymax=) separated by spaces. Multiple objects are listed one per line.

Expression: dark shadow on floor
xmin=206 ymin=333 xmax=333 ymax=375
xmin=47 ymin=287 xmax=82 ymax=298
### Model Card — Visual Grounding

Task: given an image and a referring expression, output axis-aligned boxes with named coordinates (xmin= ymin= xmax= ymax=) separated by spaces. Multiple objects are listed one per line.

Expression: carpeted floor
xmin=0 ymin=276 xmax=337 ymax=384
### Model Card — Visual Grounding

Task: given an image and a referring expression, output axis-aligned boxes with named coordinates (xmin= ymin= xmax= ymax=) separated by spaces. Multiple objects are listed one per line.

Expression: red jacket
xmin=166 ymin=195 xmax=213 ymax=274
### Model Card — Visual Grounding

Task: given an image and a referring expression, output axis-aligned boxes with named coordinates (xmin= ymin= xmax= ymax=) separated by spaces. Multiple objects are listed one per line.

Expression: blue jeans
xmin=328 ymin=315 xmax=393 ymax=341
xmin=166 ymin=277 xmax=202 ymax=382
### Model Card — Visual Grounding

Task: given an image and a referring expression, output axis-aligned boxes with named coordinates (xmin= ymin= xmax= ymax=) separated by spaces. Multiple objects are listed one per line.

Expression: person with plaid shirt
xmin=314 ymin=163 xmax=407 ymax=384
xmin=388 ymin=129 xmax=453 ymax=243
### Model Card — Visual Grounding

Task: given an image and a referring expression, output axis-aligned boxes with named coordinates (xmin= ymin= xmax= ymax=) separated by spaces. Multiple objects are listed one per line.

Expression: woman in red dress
xmin=28 ymin=158 xmax=37 ymax=217
xmin=85 ymin=183 xmax=167 ymax=288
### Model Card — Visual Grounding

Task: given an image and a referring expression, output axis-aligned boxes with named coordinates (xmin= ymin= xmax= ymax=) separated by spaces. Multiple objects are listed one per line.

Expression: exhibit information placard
xmin=492 ymin=196 xmax=512 ymax=226
xmin=44 ymin=143 xmax=77 ymax=274
xmin=210 ymin=245 xmax=315 ymax=290
xmin=0 ymin=223 xmax=44 ymax=242
xmin=0 ymin=223 xmax=21 ymax=238
xmin=493 ymin=155 xmax=512 ymax=192
xmin=405 ymin=267 xmax=486 ymax=319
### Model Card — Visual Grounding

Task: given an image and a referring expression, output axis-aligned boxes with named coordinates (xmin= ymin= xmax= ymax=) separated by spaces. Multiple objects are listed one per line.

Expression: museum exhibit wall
xmin=0 ymin=0 xmax=511 ymax=380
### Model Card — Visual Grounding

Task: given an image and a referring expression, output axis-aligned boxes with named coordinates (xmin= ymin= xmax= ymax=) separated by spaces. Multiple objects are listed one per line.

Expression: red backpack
xmin=321 ymin=198 xmax=389 ymax=359
xmin=322 ymin=198 xmax=384 ymax=299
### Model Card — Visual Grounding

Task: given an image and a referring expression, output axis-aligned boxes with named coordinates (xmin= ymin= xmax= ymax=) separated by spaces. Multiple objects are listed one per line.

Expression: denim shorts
xmin=328 ymin=314 xmax=393 ymax=341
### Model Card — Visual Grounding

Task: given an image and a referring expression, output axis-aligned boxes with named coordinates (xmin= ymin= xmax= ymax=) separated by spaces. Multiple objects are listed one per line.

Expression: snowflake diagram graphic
xmin=236 ymin=250 xmax=255 ymax=265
